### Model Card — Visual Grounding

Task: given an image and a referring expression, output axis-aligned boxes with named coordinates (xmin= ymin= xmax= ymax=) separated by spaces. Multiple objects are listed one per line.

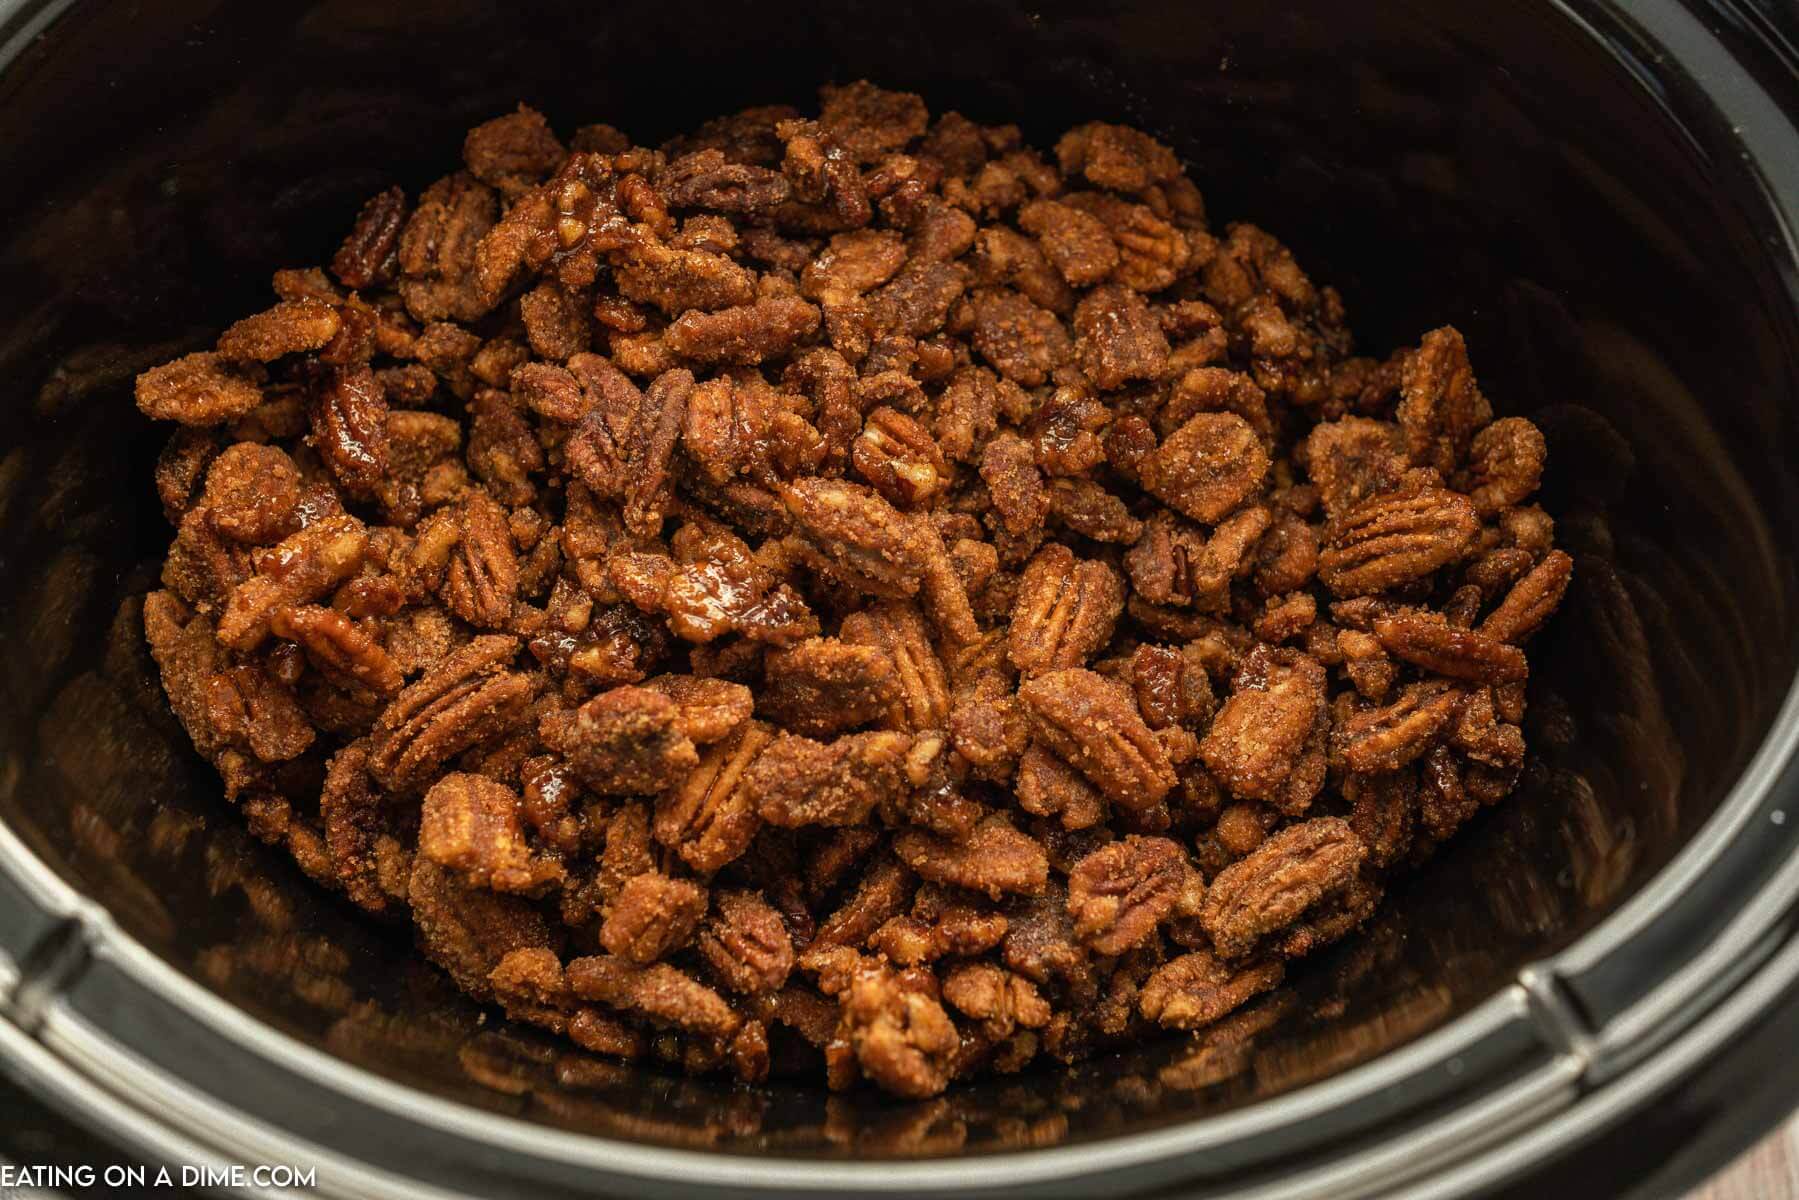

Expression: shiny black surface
xmin=0 ymin=0 xmax=1794 ymax=1171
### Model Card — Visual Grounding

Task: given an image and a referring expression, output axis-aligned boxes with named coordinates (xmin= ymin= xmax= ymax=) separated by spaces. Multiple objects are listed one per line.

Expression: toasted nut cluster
xmin=137 ymin=83 xmax=1568 ymax=1099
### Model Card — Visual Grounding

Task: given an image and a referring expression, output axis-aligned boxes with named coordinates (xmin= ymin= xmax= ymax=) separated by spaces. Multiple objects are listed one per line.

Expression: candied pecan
xmin=973 ymin=225 xmax=1074 ymax=313
xmin=567 ymin=956 xmax=739 ymax=1038
xmin=864 ymin=260 xmax=968 ymax=339
xmin=1318 ymin=486 xmax=1479 ymax=596
xmin=1047 ymin=478 xmax=1143 ymax=543
xmin=1140 ymin=412 xmax=1268 ymax=524
xmin=666 ymin=296 xmax=820 ymax=366
xmin=1480 ymin=549 xmax=1573 ymax=644
xmin=1199 ymin=647 xmax=1326 ymax=809
xmin=143 ymin=593 xmax=230 ymax=756
xmin=970 ymin=288 xmax=1071 ymax=386
xmin=1019 ymin=668 xmax=1176 ymax=809
xmin=1373 ymin=611 xmax=1528 ymax=684
xmin=205 ymin=665 xmax=314 ymax=762
xmin=1300 ymin=417 xmax=1408 ymax=521
xmin=1343 ymin=770 xmax=1417 ymax=869
xmin=202 ymin=443 xmax=302 ymax=545
xmin=1066 ymin=836 xmax=1188 ymax=955
xmin=811 ymin=856 xmax=912 ymax=950
xmin=270 ymin=604 xmax=402 ymax=696
xmin=1125 ymin=507 xmax=1269 ymax=612
xmin=681 ymin=374 xmax=772 ymax=486
xmin=613 ymin=234 xmax=757 ymax=316
xmin=600 ymin=872 xmax=708 ymax=963
xmin=542 ymin=685 xmax=698 ymax=795
xmin=980 ymin=430 xmax=1050 ymax=539
xmin=852 ymin=407 xmax=949 ymax=508
xmin=641 ymin=674 xmax=753 ymax=743
xmin=443 ymin=493 xmax=518 ymax=629
xmin=746 ymin=730 xmax=913 ymax=827
xmin=800 ymin=229 xmax=907 ymax=306
xmin=621 ymin=367 xmax=691 ymax=535
xmin=218 ymin=515 xmax=369 ymax=650
xmin=779 ymin=477 xmax=930 ymax=597
xmin=463 ymin=105 xmax=565 ymax=196
xmin=1007 ymin=544 xmax=1124 ymax=676
xmin=839 ymin=601 xmax=953 ymax=732
xmin=661 ymin=149 xmax=792 ymax=213
xmin=518 ymin=280 xmax=592 ymax=360
xmin=698 ymin=889 xmax=795 ymax=994
xmin=1199 ymin=817 xmax=1366 ymax=959
xmin=1397 ymin=327 xmax=1493 ymax=473
xmin=420 ymin=773 xmax=562 ymax=895
xmin=1339 ymin=680 xmax=1463 ymax=773
xmin=1019 ymin=198 xmax=1118 ymax=286
xmin=653 ymin=720 xmax=772 ymax=872
xmin=1461 ymin=416 xmax=1546 ymax=517
xmin=1066 ymin=192 xmax=1198 ymax=292
xmin=318 ymin=740 xmax=400 ymax=912
xmin=308 ymin=364 xmax=392 ymax=500
xmin=819 ymin=81 xmax=929 ymax=162
xmin=1055 ymin=122 xmax=1181 ymax=193
xmin=332 ymin=186 xmax=408 ymax=289
xmin=893 ymin=815 xmax=1048 ymax=899
xmin=1130 ymin=643 xmax=1216 ymax=731
xmin=1162 ymin=366 xmax=1272 ymax=444
xmin=217 ymin=299 xmax=342 ymax=363
xmin=136 ymin=352 xmax=264 ymax=427
xmin=368 ymin=635 xmax=533 ymax=791
xmin=651 ymin=523 xmax=817 ymax=646
xmin=1002 ymin=883 xmax=1094 ymax=995
xmin=1138 ymin=951 xmax=1283 ymax=1030
xmin=155 ymin=429 xmax=221 ymax=523
xmin=947 ymin=672 xmax=1027 ymax=776
xmin=762 ymin=637 xmax=901 ymax=737
xmin=408 ymin=859 xmax=552 ymax=1001
xmin=941 ymin=962 xmax=1050 ymax=1038
xmin=841 ymin=962 xmax=959 ymax=1099
xmin=1073 ymin=284 xmax=1169 ymax=390
xmin=397 ymin=173 xmax=498 ymax=323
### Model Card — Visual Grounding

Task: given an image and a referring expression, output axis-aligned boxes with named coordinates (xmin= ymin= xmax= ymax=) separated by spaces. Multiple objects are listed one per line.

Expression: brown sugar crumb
xmin=136 ymin=83 xmax=1568 ymax=1099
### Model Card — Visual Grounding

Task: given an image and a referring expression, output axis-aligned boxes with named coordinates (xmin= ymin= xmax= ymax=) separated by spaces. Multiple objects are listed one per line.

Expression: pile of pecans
xmin=135 ymin=82 xmax=1571 ymax=1099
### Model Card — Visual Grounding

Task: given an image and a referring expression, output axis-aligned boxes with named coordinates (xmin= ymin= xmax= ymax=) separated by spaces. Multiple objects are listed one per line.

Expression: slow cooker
xmin=0 ymin=0 xmax=1795 ymax=1195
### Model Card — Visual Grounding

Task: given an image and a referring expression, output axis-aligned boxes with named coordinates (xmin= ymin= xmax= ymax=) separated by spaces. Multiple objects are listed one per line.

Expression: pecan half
xmin=892 ymin=815 xmax=1049 ymax=899
xmin=852 ymin=406 xmax=949 ymax=508
xmin=653 ymin=720 xmax=773 ymax=873
xmin=420 ymin=773 xmax=562 ymax=895
xmin=369 ymin=635 xmax=533 ymax=791
xmin=1007 ymin=544 xmax=1124 ymax=676
xmin=1199 ymin=647 xmax=1327 ymax=809
xmin=1372 ymin=612 xmax=1528 ymax=684
xmin=1140 ymin=412 xmax=1269 ymax=525
xmin=1318 ymin=486 xmax=1479 ymax=597
xmin=541 ymin=685 xmax=699 ymax=796
xmin=443 ymin=493 xmax=519 ymax=630
xmin=1138 ymin=950 xmax=1283 ymax=1030
xmin=600 ymin=872 xmax=708 ymax=963
xmin=1019 ymin=668 xmax=1177 ymax=810
xmin=1338 ymin=681 xmax=1463 ymax=773
xmin=1066 ymin=836 xmax=1189 ymax=955
xmin=1199 ymin=817 xmax=1366 ymax=959
xmin=270 ymin=605 xmax=402 ymax=696
xmin=697 ymin=889 xmax=795 ymax=994
xmin=746 ymin=730 xmax=914 ymax=827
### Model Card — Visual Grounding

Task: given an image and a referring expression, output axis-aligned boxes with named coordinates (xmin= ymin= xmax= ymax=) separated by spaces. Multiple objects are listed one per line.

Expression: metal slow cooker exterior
xmin=0 ymin=0 xmax=1796 ymax=1195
